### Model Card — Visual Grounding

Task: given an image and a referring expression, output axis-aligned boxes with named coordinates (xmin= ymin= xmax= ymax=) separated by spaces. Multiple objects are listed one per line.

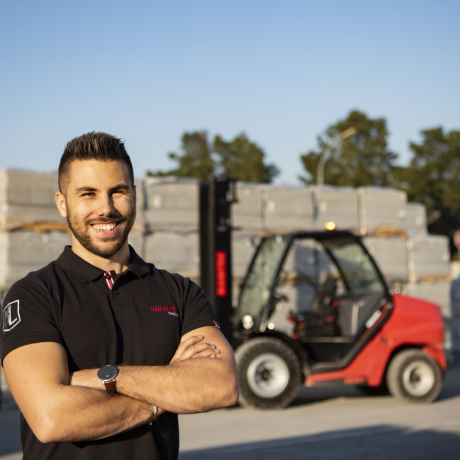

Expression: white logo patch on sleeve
xmin=2 ymin=300 xmax=21 ymax=332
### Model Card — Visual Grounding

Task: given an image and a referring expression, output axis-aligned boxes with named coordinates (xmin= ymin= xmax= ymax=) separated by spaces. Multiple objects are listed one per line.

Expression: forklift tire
xmin=235 ymin=337 xmax=302 ymax=410
xmin=386 ymin=349 xmax=443 ymax=404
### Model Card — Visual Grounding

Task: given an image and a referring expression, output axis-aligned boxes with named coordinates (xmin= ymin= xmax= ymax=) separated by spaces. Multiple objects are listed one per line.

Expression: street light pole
xmin=316 ymin=127 xmax=356 ymax=187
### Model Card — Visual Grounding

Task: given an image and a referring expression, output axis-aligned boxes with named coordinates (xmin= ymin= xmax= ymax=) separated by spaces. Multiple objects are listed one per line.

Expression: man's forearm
xmin=73 ymin=358 xmax=238 ymax=414
xmin=37 ymin=385 xmax=153 ymax=443
xmin=117 ymin=357 xmax=238 ymax=413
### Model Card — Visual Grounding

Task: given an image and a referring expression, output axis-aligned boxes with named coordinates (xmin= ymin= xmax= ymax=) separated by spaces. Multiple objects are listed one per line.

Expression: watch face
xmin=98 ymin=365 xmax=118 ymax=381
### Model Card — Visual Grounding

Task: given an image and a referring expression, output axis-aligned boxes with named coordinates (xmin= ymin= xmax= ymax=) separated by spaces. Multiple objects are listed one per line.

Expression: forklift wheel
xmin=235 ymin=337 xmax=302 ymax=410
xmin=386 ymin=349 xmax=443 ymax=404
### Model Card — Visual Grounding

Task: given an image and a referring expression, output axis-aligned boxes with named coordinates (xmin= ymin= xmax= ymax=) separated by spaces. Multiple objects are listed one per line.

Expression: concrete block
xmin=406 ymin=281 xmax=452 ymax=319
xmin=407 ymin=235 xmax=451 ymax=280
xmin=358 ymin=187 xmax=407 ymax=231
xmin=312 ymin=186 xmax=360 ymax=230
xmin=0 ymin=231 xmax=72 ymax=288
xmin=144 ymin=177 xmax=200 ymax=230
xmin=128 ymin=232 xmax=144 ymax=258
xmin=144 ymin=231 xmax=200 ymax=280
xmin=363 ymin=236 xmax=409 ymax=282
xmin=0 ymin=204 xmax=67 ymax=231
xmin=233 ymin=183 xmax=265 ymax=230
xmin=265 ymin=186 xmax=315 ymax=231
xmin=403 ymin=203 xmax=427 ymax=237
xmin=0 ymin=169 xmax=59 ymax=207
xmin=134 ymin=178 xmax=146 ymax=210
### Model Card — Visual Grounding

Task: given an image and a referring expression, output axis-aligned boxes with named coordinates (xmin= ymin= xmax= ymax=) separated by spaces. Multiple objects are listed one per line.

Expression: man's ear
xmin=55 ymin=192 xmax=67 ymax=218
xmin=132 ymin=184 xmax=137 ymax=206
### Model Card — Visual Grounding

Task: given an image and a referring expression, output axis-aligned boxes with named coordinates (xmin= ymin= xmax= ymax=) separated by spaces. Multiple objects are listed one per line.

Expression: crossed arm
xmin=3 ymin=326 xmax=238 ymax=443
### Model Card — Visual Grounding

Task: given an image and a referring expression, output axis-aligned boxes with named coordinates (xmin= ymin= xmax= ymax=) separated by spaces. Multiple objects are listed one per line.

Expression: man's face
xmin=59 ymin=160 xmax=136 ymax=258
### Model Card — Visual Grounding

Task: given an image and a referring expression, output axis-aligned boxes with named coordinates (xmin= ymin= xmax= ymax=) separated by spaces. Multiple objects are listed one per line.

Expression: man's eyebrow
xmin=75 ymin=186 xmax=98 ymax=193
xmin=109 ymin=183 xmax=131 ymax=192
xmin=73 ymin=184 xmax=131 ymax=194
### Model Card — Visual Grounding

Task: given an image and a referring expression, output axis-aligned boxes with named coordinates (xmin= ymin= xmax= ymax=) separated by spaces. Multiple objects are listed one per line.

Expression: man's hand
xmin=169 ymin=335 xmax=220 ymax=364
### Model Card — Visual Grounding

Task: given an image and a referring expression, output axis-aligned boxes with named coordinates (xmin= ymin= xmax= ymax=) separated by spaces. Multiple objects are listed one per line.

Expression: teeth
xmin=93 ymin=223 xmax=117 ymax=231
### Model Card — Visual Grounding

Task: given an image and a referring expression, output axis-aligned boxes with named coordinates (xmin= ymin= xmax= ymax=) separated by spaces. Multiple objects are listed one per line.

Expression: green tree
xmin=213 ymin=133 xmax=279 ymax=183
xmin=148 ymin=131 xmax=214 ymax=182
xmin=299 ymin=110 xmax=399 ymax=187
xmin=149 ymin=131 xmax=279 ymax=183
xmin=395 ymin=127 xmax=460 ymax=255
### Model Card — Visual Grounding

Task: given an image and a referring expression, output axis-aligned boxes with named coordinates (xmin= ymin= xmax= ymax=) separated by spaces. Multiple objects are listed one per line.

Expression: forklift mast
xmin=199 ymin=178 xmax=237 ymax=340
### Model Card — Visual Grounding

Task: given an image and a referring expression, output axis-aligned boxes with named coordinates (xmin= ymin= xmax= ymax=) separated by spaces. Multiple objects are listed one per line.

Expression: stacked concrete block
xmin=312 ymin=186 xmax=360 ymax=231
xmin=128 ymin=232 xmax=144 ymax=257
xmin=358 ymin=187 xmax=406 ymax=232
xmin=406 ymin=281 xmax=452 ymax=319
xmin=233 ymin=183 xmax=265 ymax=230
xmin=144 ymin=177 xmax=200 ymax=231
xmin=264 ymin=186 xmax=315 ymax=231
xmin=0 ymin=231 xmax=72 ymax=288
xmin=363 ymin=236 xmax=409 ymax=283
xmin=0 ymin=169 xmax=66 ymax=231
xmin=407 ymin=235 xmax=451 ymax=280
xmin=144 ymin=231 xmax=200 ymax=281
xmin=403 ymin=203 xmax=427 ymax=237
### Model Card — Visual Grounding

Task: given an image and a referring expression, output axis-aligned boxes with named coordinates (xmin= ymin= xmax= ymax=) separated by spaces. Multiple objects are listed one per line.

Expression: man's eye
xmin=82 ymin=193 xmax=94 ymax=197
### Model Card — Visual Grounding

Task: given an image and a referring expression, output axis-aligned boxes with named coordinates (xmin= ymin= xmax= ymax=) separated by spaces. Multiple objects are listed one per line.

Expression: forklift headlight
xmin=242 ymin=315 xmax=254 ymax=329
xmin=325 ymin=221 xmax=336 ymax=231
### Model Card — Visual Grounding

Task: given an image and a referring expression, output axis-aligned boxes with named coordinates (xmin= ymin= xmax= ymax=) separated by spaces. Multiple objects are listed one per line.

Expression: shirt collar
xmin=56 ymin=245 xmax=150 ymax=283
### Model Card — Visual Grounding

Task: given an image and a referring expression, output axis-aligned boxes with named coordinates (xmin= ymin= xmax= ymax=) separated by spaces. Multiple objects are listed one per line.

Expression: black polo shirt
xmin=0 ymin=245 xmax=218 ymax=460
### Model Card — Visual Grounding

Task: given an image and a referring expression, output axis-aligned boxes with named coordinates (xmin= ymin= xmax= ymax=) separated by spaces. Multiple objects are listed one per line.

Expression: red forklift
xmin=200 ymin=179 xmax=446 ymax=409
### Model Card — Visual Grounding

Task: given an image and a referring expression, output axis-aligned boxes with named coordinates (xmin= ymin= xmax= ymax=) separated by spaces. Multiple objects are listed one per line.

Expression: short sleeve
xmin=179 ymin=277 xmax=219 ymax=336
xmin=1 ymin=275 xmax=64 ymax=365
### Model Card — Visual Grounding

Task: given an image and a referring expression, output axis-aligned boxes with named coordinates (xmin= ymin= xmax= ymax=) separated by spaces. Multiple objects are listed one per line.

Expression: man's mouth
xmin=90 ymin=222 xmax=120 ymax=234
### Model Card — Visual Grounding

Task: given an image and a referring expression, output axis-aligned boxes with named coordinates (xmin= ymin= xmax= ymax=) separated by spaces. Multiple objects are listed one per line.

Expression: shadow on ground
xmin=179 ymin=425 xmax=460 ymax=460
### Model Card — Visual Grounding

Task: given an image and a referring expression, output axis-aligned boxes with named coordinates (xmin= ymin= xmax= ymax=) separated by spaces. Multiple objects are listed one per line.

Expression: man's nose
xmin=96 ymin=193 xmax=118 ymax=216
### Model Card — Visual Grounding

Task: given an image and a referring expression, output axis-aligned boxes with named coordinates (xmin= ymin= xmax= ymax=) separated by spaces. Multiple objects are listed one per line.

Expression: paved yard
xmin=1 ymin=359 xmax=460 ymax=460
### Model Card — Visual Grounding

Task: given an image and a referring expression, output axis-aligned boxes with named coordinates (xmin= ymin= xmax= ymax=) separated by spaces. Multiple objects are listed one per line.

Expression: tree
xmin=148 ymin=131 xmax=279 ymax=183
xmin=148 ymin=131 xmax=214 ymax=182
xmin=394 ymin=127 xmax=460 ymax=255
xmin=213 ymin=133 xmax=279 ymax=183
xmin=299 ymin=110 xmax=399 ymax=187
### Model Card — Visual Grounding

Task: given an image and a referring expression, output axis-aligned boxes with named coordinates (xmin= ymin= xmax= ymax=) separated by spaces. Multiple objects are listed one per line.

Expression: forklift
xmin=200 ymin=179 xmax=446 ymax=409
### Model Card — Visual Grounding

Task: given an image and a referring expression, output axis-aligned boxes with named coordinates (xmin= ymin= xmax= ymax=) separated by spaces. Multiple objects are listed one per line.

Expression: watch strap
xmin=104 ymin=380 xmax=117 ymax=394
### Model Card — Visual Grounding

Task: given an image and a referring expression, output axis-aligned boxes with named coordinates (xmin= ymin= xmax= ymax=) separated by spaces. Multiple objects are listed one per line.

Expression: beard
xmin=66 ymin=206 xmax=136 ymax=258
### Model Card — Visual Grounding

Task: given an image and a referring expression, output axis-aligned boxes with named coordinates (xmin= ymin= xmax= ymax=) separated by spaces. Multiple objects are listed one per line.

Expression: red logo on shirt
xmin=151 ymin=306 xmax=179 ymax=317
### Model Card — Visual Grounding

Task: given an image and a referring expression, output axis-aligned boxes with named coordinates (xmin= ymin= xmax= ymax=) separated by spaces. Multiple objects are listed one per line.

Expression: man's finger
xmin=171 ymin=336 xmax=204 ymax=362
xmin=180 ymin=343 xmax=218 ymax=361
xmin=191 ymin=349 xmax=221 ymax=359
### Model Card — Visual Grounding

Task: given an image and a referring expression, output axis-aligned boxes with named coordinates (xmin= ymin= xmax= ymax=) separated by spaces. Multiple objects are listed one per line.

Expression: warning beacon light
xmin=325 ymin=221 xmax=336 ymax=231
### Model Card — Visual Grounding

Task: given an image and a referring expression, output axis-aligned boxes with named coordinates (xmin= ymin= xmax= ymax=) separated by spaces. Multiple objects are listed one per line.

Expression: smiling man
xmin=0 ymin=132 xmax=238 ymax=460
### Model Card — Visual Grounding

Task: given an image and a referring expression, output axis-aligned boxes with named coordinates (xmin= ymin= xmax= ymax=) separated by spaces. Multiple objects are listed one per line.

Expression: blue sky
xmin=1 ymin=0 xmax=459 ymax=184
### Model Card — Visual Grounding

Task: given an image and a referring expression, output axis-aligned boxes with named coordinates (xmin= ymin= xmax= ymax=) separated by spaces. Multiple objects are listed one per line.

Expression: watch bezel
xmin=97 ymin=364 xmax=119 ymax=382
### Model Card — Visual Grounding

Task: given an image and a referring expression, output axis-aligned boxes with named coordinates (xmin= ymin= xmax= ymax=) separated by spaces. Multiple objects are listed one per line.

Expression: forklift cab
xmin=235 ymin=230 xmax=391 ymax=365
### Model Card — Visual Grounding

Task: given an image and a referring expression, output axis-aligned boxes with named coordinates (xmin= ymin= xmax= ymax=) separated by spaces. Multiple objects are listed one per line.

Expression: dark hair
xmin=58 ymin=132 xmax=134 ymax=193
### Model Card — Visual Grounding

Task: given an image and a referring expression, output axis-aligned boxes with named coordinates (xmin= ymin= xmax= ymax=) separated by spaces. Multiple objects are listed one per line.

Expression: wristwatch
xmin=97 ymin=364 xmax=119 ymax=394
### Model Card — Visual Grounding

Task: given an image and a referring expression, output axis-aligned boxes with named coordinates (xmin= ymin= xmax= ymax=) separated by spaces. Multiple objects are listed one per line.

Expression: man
xmin=0 ymin=132 xmax=238 ymax=460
